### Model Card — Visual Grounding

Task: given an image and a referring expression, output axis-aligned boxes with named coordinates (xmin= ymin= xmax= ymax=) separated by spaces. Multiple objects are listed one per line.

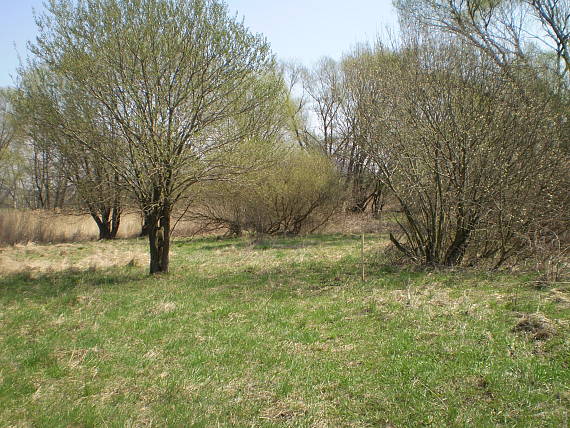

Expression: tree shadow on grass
xmin=193 ymin=233 xmax=373 ymax=252
xmin=190 ymin=252 xmax=428 ymax=302
xmin=0 ymin=267 xmax=147 ymax=304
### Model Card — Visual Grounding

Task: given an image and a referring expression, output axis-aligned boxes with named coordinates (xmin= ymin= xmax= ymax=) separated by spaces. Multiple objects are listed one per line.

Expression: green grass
xmin=1 ymin=234 xmax=569 ymax=427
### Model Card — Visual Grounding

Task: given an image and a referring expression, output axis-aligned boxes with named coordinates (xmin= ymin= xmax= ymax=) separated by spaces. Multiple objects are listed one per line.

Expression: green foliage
xmin=192 ymin=144 xmax=343 ymax=236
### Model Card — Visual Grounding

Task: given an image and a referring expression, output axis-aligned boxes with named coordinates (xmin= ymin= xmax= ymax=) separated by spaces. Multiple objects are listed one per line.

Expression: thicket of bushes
xmin=348 ymin=42 xmax=570 ymax=268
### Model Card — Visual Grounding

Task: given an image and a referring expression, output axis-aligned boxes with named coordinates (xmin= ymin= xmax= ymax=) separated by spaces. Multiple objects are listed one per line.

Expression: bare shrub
xmin=350 ymin=38 xmax=569 ymax=267
xmin=390 ymin=0 xmax=570 ymax=272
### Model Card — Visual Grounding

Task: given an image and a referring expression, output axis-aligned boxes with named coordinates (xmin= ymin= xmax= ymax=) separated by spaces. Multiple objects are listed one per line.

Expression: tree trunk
xmin=371 ymin=184 xmax=384 ymax=219
xmin=444 ymin=214 xmax=479 ymax=266
xmin=110 ymin=175 xmax=122 ymax=238
xmin=148 ymin=204 xmax=171 ymax=274
xmin=227 ymin=222 xmax=242 ymax=237
xmin=90 ymin=206 xmax=121 ymax=240
xmin=97 ymin=222 xmax=113 ymax=240
xmin=444 ymin=228 xmax=471 ymax=266
xmin=90 ymin=209 xmax=110 ymax=240
xmin=110 ymin=205 xmax=121 ymax=238
xmin=140 ymin=209 xmax=152 ymax=237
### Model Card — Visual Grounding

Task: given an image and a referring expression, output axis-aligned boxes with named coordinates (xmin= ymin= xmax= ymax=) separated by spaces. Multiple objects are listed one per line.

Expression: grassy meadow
xmin=1 ymin=234 xmax=569 ymax=427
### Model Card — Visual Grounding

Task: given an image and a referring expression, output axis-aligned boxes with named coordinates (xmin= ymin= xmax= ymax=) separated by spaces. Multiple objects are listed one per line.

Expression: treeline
xmin=0 ymin=0 xmax=568 ymax=273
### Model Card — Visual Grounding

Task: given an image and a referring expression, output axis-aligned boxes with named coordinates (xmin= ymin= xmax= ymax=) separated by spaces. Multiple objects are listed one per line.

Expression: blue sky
xmin=0 ymin=0 xmax=398 ymax=87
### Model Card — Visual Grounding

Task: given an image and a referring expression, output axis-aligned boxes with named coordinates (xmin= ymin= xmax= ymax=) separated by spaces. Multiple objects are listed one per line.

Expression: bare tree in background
xmin=340 ymin=49 xmax=389 ymax=215
xmin=394 ymin=0 xmax=570 ymax=86
xmin=302 ymin=56 xmax=381 ymax=214
xmin=279 ymin=61 xmax=314 ymax=148
xmin=304 ymin=58 xmax=346 ymax=157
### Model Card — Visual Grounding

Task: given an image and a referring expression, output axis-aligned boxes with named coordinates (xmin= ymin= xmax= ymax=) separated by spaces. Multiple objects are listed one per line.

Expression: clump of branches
xmin=369 ymin=0 xmax=570 ymax=269
xmin=351 ymin=37 xmax=568 ymax=267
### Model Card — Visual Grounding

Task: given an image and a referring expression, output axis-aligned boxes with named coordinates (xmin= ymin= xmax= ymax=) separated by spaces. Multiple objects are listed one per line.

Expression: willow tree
xmin=12 ymin=67 xmax=124 ymax=239
xmin=28 ymin=0 xmax=279 ymax=273
xmin=395 ymin=0 xmax=570 ymax=86
xmin=0 ymin=89 xmax=15 ymax=162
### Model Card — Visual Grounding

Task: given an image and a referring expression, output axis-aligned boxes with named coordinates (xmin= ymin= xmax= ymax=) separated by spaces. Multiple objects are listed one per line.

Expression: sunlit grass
xmin=1 ymin=234 xmax=569 ymax=426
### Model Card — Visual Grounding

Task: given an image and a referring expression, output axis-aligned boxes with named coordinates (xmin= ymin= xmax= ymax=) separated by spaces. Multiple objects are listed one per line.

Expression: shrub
xmin=190 ymin=146 xmax=342 ymax=236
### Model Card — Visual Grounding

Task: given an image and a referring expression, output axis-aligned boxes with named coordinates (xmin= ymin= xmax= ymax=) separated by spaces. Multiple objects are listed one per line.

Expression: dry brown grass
xmin=0 ymin=208 xmax=216 ymax=274
xmin=0 ymin=209 xmax=222 ymax=246
xmin=0 ymin=239 xmax=148 ymax=276
xmin=0 ymin=209 xmax=144 ymax=246
xmin=319 ymin=211 xmax=395 ymax=235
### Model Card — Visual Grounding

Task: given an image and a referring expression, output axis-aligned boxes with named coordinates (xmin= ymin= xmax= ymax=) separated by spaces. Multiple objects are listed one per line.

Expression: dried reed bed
xmin=0 ymin=209 xmax=142 ymax=246
xmin=0 ymin=209 xmax=219 ymax=246
xmin=0 ymin=205 xmax=393 ymax=248
xmin=319 ymin=212 xmax=394 ymax=235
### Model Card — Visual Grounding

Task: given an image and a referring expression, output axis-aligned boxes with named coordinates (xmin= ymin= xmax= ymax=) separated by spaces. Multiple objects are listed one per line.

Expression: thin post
xmin=361 ymin=232 xmax=365 ymax=282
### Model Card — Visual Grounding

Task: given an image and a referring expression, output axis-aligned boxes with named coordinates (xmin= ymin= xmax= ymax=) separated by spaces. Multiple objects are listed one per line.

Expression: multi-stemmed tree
xmin=26 ymin=0 xmax=282 ymax=273
xmin=13 ymin=67 xmax=124 ymax=238
xmin=353 ymin=39 xmax=567 ymax=266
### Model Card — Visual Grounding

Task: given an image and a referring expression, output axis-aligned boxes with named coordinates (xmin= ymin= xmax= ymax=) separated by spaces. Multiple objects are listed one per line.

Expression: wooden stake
xmin=361 ymin=232 xmax=365 ymax=282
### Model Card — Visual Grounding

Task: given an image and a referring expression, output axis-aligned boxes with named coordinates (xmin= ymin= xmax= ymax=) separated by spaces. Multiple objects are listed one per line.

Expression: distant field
xmin=1 ymin=234 xmax=569 ymax=427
